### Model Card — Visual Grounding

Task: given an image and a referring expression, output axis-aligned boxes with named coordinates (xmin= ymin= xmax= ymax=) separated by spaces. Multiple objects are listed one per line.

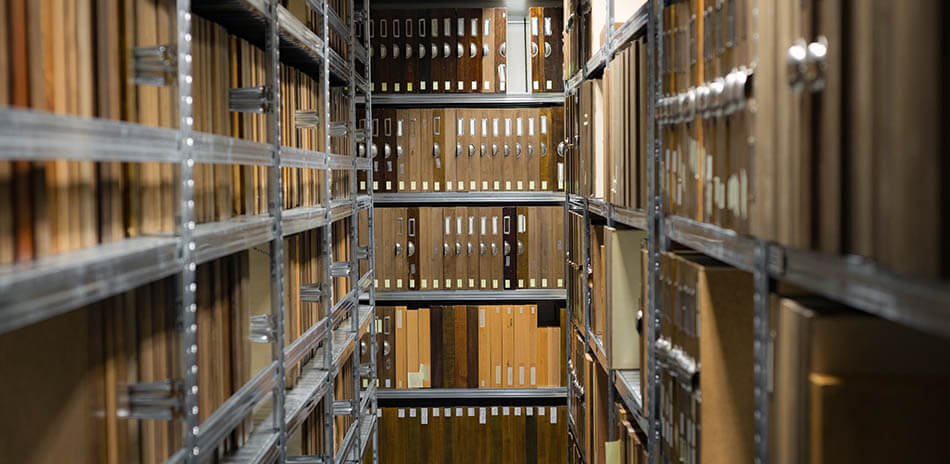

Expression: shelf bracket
xmin=249 ymin=314 xmax=277 ymax=343
xmin=229 ymin=86 xmax=273 ymax=114
xmin=118 ymin=379 xmax=184 ymax=421
xmin=133 ymin=45 xmax=177 ymax=87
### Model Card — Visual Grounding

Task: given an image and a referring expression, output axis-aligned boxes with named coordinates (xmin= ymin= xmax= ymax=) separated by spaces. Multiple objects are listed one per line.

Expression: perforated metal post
xmin=321 ymin=0 xmax=336 ymax=458
xmin=347 ymin=0 xmax=362 ymax=460
xmin=646 ymin=0 xmax=664 ymax=462
xmin=266 ymin=1 xmax=289 ymax=460
xmin=176 ymin=2 xmax=199 ymax=461
xmin=362 ymin=2 xmax=378 ymax=462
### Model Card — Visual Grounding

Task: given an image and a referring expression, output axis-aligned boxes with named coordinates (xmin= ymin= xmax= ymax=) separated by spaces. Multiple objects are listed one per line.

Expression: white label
xmin=492 ymin=216 xmax=498 ymax=234
xmin=470 ymin=118 xmax=476 ymax=135
xmin=538 ymin=407 xmax=546 ymax=416
xmin=507 ymin=367 xmax=513 ymax=385
xmin=385 ymin=379 xmax=391 ymax=388
xmin=398 ymin=409 xmax=405 ymax=418
xmin=411 ymin=181 xmax=417 ymax=190
xmin=409 ymin=408 xmax=417 ymax=417
xmin=481 ymin=119 xmax=488 ymax=136
xmin=493 ymin=119 xmax=500 ymax=136
xmin=529 ymin=118 xmax=535 ymax=136
xmin=420 ymin=81 xmax=426 ymax=90
xmin=530 ymin=367 xmax=536 ymax=385
xmin=423 ymin=181 xmax=429 ymax=190
xmin=491 ymin=407 xmax=499 ymax=416
xmin=516 ymin=118 xmax=523 ymax=136
xmin=422 ymin=408 xmax=429 ymax=424
xmin=482 ymin=181 xmax=489 ymax=190
xmin=396 ymin=310 xmax=403 ymax=328
xmin=480 ymin=308 xmax=486 ymax=327
xmin=444 ymin=407 xmax=451 ymax=417
xmin=550 ymin=407 xmax=557 ymax=424
xmin=495 ymin=366 xmax=502 ymax=384
xmin=533 ymin=80 xmax=540 ymax=90
xmin=515 ymin=407 xmax=521 ymax=416
xmin=456 ymin=408 xmax=463 ymax=417
xmin=517 ymin=181 xmax=524 ymax=190
xmin=479 ymin=408 xmax=487 ymax=424
xmin=494 ymin=180 xmax=501 ymax=190
xmin=456 ymin=216 xmax=463 ymax=234
xmin=542 ymin=278 xmax=548 ymax=288
xmin=527 ymin=407 xmax=534 ymax=416
xmin=468 ymin=408 xmax=475 ymax=417
xmin=503 ymin=407 xmax=510 ymax=416
xmin=433 ymin=408 xmax=440 ymax=417
xmin=541 ymin=181 xmax=548 ymax=190
xmin=519 ymin=366 xmax=525 ymax=385
xmin=481 ymin=279 xmax=487 ymax=288
xmin=434 ymin=181 xmax=440 ymax=191
xmin=541 ymin=116 xmax=548 ymax=134
xmin=547 ymin=80 xmax=553 ymax=90
xmin=458 ymin=181 xmax=464 ymax=190
xmin=505 ymin=119 xmax=511 ymax=136
xmin=378 ymin=408 xmax=383 ymax=417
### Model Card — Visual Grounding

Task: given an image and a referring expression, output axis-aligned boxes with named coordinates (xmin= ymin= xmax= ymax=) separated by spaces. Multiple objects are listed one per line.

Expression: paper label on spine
xmin=496 ymin=366 xmax=502 ymax=384
xmin=492 ymin=407 xmax=499 ymax=416
xmin=538 ymin=407 xmax=546 ymax=416
xmin=421 ymin=408 xmax=428 ymax=424
xmin=444 ymin=408 xmax=451 ymax=417
xmin=530 ymin=367 xmax=536 ymax=385
xmin=398 ymin=409 xmax=405 ymax=418
xmin=409 ymin=408 xmax=416 ymax=417
xmin=519 ymin=366 xmax=525 ymax=385
xmin=503 ymin=407 xmax=510 ymax=416
xmin=527 ymin=407 xmax=533 ymax=416
xmin=467 ymin=408 xmax=475 ymax=417
xmin=433 ymin=408 xmax=440 ymax=417
xmin=550 ymin=407 xmax=557 ymax=424
xmin=507 ymin=367 xmax=513 ymax=385
xmin=515 ymin=407 xmax=521 ymax=416
xmin=479 ymin=408 xmax=487 ymax=424
xmin=455 ymin=408 xmax=463 ymax=417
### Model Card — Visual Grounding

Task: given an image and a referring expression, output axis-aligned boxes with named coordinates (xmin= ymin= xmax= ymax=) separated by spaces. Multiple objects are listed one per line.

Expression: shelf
xmin=664 ymin=216 xmax=759 ymax=273
xmin=371 ymin=289 xmax=567 ymax=302
xmin=773 ymin=245 xmax=950 ymax=339
xmin=0 ymin=236 xmax=179 ymax=335
xmin=573 ymin=195 xmax=648 ymax=229
xmin=374 ymin=191 xmax=565 ymax=205
xmin=588 ymin=330 xmax=609 ymax=372
xmin=607 ymin=3 xmax=650 ymax=57
xmin=377 ymin=387 xmax=567 ymax=400
xmin=363 ymin=93 xmax=565 ymax=107
xmin=335 ymin=415 xmax=362 ymax=464
xmin=613 ymin=370 xmax=648 ymax=434
xmin=358 ymin=411 xmax=378 ymax=458
xmin=284 ymin=364 xmax=332 ymax=435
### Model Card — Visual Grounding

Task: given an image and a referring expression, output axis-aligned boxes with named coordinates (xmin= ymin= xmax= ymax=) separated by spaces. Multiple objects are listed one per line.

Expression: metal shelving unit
xmin=0 ymin=0 xmax=376 ymax=463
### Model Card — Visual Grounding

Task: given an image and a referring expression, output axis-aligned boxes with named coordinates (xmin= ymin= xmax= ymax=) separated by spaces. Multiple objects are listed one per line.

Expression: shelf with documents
xmin=565 ymin=1 xmax=649 ymax=95
xmin=614 ymin=370 xmax=648 ymax=434
xmin=363 ymin=93 xmax=565 ymax=107
xmin=374 ymin=192 xmax=566 ymax=206
xmin=569 ymin=195 xmax=649 ymax=230
xmin=370 ymin=289 xmax=567 ymax=302
xmin=377 ymin=387 xmax=568 ymax=403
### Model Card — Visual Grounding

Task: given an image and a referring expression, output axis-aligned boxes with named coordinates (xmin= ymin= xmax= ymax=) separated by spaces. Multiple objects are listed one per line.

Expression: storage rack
xmin=0 ymin=0 xmax=378 ymax=463
xmin=367 ymin=7 xmax=570 ymax=408
xmin=565 ymin=2 xmax=950 ymax=464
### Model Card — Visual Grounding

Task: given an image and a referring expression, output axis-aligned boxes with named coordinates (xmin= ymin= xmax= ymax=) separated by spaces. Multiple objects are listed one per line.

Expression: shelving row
xmin=0 ymin=0 xmax=376 ymax=463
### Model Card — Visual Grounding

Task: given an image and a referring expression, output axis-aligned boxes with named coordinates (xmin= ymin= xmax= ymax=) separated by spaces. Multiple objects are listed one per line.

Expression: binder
xmin=454 ymin=110 xmax=469 ymax=192
xmin=431 ymin=108 xmax=446 ymax=192
xmin=491 ymin=207 xmax=504 ymax=289
xmin=502 ymin=116 xmax=514 ymax=191
xmin=502 ymin=306 xmax=515 ymax=387
xmin=442 ymin=207 xmax=456 ymax=289
xmin=441 ymin=305 xmax=456 ymax=388
xmin=443 ymin=108 xmax=457 ymax=192
xmin=382 ymin=108 xmax=396 ymax=192
xmin=407 ymin=109 xmax=421 ymax=192
xmin=454 ymin=11 xmax=471 ymax=92
xmin=478 ymin=209 xmax=492 ymax=289
xmin=416 ymin=12 xmax=431 ymax=93
xmin=439 ymin=13 xmax=457 ymax=93
xmin=527 ymin=305 xmax=538 ymax=387
xmin=429 ymin=306 xmax=443 ymax=388
xmin=537 ymin=206 xmax=550 ymax=288
xmin=529 ymin=7 xmax=544 ymax=92
xmin=466 ymin=210 xmax=479 ymax=289
xmin=493 ymin=8 xmax=508 ymax=92
xmin=527 ymin=110 xmax=541 ymax=191
xmin=467 ymin=112 xmax=480 ymax=192
xmin=392 ymin=207 xmax=407 ymax=290
xmin=528 ymin=207 xmax=540 ymax=289
xmin=453 ymin=304 xmax=468 ymax=387
xmin=428 ymin=207 xmax=443 ymax=290
xmin=405 ymin=308 xmax=419 ymax=388
xmin=502 ymin=207 xmax=517 ymax=289
xmin=490 ymin=114 xmax=503 ymax=191
xmin=552 ymin=207 xmax=565 ymax=288
xmin=543 ymin=8 xmax=564 ymax=92
xmin=536 ymin=327 xmax=549 ymax=387
xmin=395 ymin=306 xmax=408 ymax=389
xmin=605 ymin=227 xmax=647 ymax=369
xmin=376 ymin=13 xmax=390 ymax=93
xmin=538 ymin=108 xmax=553 ymax=191
xmin=407 ymin=207 xmax=420 ymax=290
xmin=477 ymin=306 xmax=491 ymax=388
xmin=467 ymin=9 xmax=482 ymax=92
xmin=478 ymin=111 xmax=492 ymax=191
xmin=401 ymin=15 xmax=417 ymax=93
xmin=376 ymin=208 xmax=393 ymax=290
xmin=396 ymin=109 xmax=408 ymax=192
xmin=481 ymin=10 xmax=496 ymax=93
xmin=378 ymin=306 xmax=395 ymax=389
xmin=489 ymin=306 xmax=504 ymax=387
xmin=390 ymin=16 xmax=404 ymax=93
xmin=454 ymin=207 xmax=467 ymax=290
xmin=466 ymin=305 xmax=479 ymax=388
xmin=514 ymin=111 xmax=527 ymax=191
xmin=515 ymin=207 xmax=529 ymax=289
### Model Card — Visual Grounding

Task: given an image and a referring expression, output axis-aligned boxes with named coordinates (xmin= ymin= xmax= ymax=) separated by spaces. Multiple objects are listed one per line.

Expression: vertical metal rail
xmin=563 ymin=93 xmax=572 ymax=459
xmin=362 ymin=2 xmax=377 ymax=463
xmin=753 ymin=241 xmax=770 ymax=464
xmin=346 ymin=0 xmax=362 ymax=460
xmin=321 ymin=0 xmax=336 ymax=458
xmin=646 ymin=0 xmax=664 ymax=462
xmin=265 ymin=1 xmax=289 ymax=460
xmin=176 ymin=2 xmax=199 ymax=461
